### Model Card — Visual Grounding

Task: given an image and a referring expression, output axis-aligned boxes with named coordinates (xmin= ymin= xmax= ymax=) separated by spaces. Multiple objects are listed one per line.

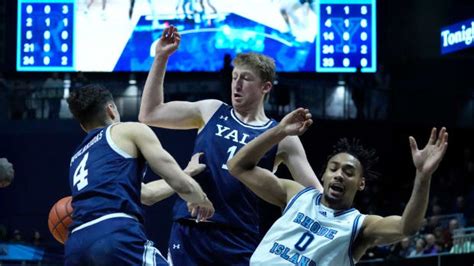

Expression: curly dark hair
xmin=325 ymin=138 xmax=379 ymax=181
xmin=67 ymin=84 xmax=114 ymax=125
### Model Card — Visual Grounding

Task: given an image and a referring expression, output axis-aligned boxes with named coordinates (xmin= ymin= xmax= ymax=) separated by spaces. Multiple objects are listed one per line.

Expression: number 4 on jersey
xmin=73 ymin=152 xmax=89 ymax=191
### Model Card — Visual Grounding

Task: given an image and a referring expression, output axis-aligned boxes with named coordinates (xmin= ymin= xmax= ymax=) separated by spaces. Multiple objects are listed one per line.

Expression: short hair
xmin=233 ymin=53 xmax=276 ymax=83
xmin=326 ymin=138 xmax=379 ymax=180
xmin=67 ymin=84 xmax=114 ymax=125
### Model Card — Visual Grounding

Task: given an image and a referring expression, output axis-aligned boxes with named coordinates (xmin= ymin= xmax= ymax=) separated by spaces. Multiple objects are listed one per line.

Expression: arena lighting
xmin=440 ymin=18 xmax=474 ymax=54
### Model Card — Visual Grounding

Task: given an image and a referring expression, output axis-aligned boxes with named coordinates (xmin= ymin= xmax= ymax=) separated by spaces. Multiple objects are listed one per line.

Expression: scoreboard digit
xmin=17 ymin=0 xmax=75 ymax=71
xmin=316 ymin=0 xmax=376 ymax=72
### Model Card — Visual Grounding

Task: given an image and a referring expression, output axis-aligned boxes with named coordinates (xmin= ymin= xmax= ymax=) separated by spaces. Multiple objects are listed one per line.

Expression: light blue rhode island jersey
xmin=251 ymin=187 xmax=366 ymax=266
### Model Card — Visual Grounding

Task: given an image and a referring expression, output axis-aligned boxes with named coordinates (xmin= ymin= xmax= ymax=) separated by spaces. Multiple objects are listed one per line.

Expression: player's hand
xmin=187 ymin=196 xmax=215 ymax=222
xmin=278 ymin=108 xmax=313 ymax=136
xmin=409 ymin=127 xmax=448 ymax=177
xmin=155 ymin=25 xmax=181 ymax=58
xmin=0 ymin=158 xmax=14 ymax=188
xmin=184 ymin=152 xmax=206 ymax=177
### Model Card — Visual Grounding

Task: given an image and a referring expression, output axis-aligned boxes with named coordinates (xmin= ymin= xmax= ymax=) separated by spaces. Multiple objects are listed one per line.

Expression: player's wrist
xmin=155 ymin=51 xmax=170 ymax=60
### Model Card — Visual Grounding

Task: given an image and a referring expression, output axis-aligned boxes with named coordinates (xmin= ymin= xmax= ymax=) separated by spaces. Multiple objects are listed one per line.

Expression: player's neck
xmin=233 ymin=102 xmax=268 ymax=124
xmin=320 ymin=196 xmax=353 ymax=211
xmin=84 ymin=120 xmax=115 ymax=132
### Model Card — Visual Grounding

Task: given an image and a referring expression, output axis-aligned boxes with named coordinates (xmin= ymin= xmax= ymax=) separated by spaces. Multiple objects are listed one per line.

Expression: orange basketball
xmin=48 ymin=196 xmax=73 ymax=244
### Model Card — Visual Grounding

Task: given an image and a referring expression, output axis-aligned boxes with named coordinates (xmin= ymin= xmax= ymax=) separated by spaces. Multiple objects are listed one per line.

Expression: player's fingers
xmin=161 ymin=27 xmax=168 ymax=39
xmin=409 ymin=136 xmax=418 ymax=154
xmin=428 ymin=127 xmax=437 ymax=145
xmin=436 ymin=127 xmax=446 ymax=146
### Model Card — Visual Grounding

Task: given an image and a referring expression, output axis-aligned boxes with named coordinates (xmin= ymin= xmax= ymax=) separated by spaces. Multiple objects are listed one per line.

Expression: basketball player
xmin=139 ymin=25 xmax=322 ymax=265
xmin=65 ymin=84 xmax=214 ymax=265
xmin=228 ymin=108 xmax=448 ymax=265
xmin=141 ymin=152 xmax=206 ymax=206
xmin=0 ymin=158 xmax=14 ymax=188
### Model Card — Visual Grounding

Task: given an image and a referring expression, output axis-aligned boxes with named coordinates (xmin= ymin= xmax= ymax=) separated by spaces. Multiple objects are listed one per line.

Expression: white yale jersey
xmin=251 ymin=187 xmax=366 ymax=266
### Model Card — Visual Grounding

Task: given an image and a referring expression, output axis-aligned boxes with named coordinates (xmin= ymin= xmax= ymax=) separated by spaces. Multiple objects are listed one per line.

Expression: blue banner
xmin=441 ymin=18 xmax=474 ymax=54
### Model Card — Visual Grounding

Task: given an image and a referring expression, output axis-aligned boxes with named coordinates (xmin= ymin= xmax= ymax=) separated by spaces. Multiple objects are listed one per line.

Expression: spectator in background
xmin=42 ymin=73 xmax=63 ymax=119
xmin=31 ymin=230 xmax=43 ymax=247
xmin=409 ymin=238 xmax=426 ymax=257
xmin=0 ymin=158 xmax=14 ymax=188
xmin=372 ymin=64 xmax=390 ymax=119
xmin=443 ymin=218 xmax=460 ymax=251
xmin=72 ymin=72 xmax=89 ymax=90
xmin=348 ymin=66 xmax=371 ymax=120
xmin=388 ymin=237 xmax=413 ymax=259
xmin=424 ymin=233 xmax=440 ymax=255
xmin=10 ymin=229 xmax=23 ymax=243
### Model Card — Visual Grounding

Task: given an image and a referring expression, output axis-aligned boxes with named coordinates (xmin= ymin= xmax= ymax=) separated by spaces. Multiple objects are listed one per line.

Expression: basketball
xmin=48 ymin=196 xmax=73 ymax=244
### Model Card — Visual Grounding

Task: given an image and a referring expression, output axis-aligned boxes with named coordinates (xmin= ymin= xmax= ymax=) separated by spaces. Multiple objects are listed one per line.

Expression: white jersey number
xmin=221 ymin=145 xmax=237 ymax=170
xmin=73 ymin=152 xmax=89 ymax=191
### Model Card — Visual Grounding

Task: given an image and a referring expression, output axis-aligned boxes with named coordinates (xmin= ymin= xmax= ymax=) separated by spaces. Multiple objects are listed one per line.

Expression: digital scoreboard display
xmin=316 ymin=0 xmax=376 ymax=72
xmin=17 ymin=0 xmax=75 ymax=71
xmin=17 ymin=0 xmax=376 ymax=72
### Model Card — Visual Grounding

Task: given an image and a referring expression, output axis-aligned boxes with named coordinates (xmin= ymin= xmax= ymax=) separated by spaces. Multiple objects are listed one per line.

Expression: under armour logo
xmin=173 ymin=244 xmax=180 ymax=249
xmin=219 ymin=115 xmax=228 ymax=121
xmin=319 ymin=211 xmax=327 ymax=217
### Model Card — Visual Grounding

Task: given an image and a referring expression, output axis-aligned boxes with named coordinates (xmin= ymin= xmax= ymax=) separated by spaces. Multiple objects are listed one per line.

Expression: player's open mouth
xmin=329 ymin=183 xmax=344 ymax=196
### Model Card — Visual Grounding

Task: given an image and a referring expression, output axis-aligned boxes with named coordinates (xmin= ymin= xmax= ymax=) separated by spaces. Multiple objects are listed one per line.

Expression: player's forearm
xmin=141 ymin=180 xmax=175 ymax=206
xmin=141 ymin=162 xmax=205 ymax=206
xmin=228 ymin=125 xmax=286 ymax=174
xmin=399 ymin=171 xmax=431 ymax=236
xmin=139 ymin=54 xmax=169 ymax=122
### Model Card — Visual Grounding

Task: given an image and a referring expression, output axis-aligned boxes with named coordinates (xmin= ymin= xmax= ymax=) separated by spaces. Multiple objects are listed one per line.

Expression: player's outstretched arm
xmin=278 ymin=135 xmax=323 ymax=191
xmin=128 ymin=123 xmax=214 ymax=220
xmin=359 ymin=127 xmax=448 ymax=247
xmin=228 ymin=108 xmax=313 ymax=207
xmin=141 ymin=153 xmax=206 ymax=206
xmin=138 ymin=25 xmax=221 ymax=129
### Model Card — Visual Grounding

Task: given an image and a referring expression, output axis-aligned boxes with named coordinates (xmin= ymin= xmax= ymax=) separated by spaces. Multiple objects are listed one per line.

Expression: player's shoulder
xmin=360 ymin=214 xmax=383 ymax=231
xmin=109 ymin=122 xmax=153 ymax=137
xmin=195 ymin=99 xmax=224 ymax=122
xmin=196 ymin=99 xmax=223 ymax=111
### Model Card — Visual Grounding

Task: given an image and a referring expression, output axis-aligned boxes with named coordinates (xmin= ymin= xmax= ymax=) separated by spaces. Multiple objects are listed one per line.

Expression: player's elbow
xmin=227 ymin=158 xmax=246 ymax=179
xmin=140 ymin=184 xmax=154 ymax=206
xmin=138 ymin=111 xmax=152 ymax=124
xmin=401 ymin=221 xmax=423 ymax=237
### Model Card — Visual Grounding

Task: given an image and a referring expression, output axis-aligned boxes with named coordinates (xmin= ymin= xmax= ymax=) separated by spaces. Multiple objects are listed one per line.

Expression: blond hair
xmin=233 ymin=53 xmax=276 ymax=83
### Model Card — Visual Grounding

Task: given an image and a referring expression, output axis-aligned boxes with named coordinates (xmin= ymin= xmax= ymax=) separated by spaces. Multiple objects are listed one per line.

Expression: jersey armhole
xmin=106 ymin=123 xmax=133 ymax=159
xmin=282 ymin=186 xmax=317 ymax=215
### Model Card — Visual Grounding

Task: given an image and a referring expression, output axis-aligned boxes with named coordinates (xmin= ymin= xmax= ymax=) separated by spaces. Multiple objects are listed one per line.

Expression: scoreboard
xmin=17 ymin=0 xmax=75 ymax=71
xmin=16 ymin=0 xmax=377 ymax=73
xmin=316 ymin=0 xmax=376 ymax=72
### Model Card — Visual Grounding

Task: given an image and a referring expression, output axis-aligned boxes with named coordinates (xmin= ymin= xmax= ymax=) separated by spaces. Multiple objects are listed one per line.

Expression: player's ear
xmin=105 ymin=103 xmax=116 ymax=120
xmin=262 ymin=81 xmax=272 ymax=94
xmin=358 ymin=176 xmax=366 ymax=191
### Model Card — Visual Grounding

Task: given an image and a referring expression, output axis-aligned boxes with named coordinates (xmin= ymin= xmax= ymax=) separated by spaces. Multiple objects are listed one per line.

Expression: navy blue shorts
xmin=65 ymin=217 xmax=168 ymax=266
xmin=168 ymin=220 xmax=259 ymax=266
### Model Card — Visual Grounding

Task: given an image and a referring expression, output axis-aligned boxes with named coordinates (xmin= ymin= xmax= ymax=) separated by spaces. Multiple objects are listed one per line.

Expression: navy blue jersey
xmin=172 ymin=103 xmax=278 ymax=235
xmin=68 ymin=124 xmax=145 ymax=230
